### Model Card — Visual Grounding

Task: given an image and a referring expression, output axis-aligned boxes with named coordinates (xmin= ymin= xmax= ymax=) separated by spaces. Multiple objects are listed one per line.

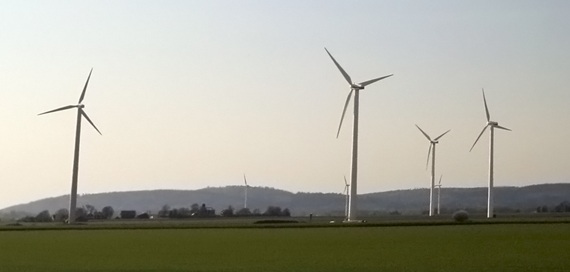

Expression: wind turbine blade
xmin=80 ymin=110 xmax=102 ymax=135
xmin=434 ymin=129 xmax=451 ymax=141
xmin=78 ymin=68 xmax=93 ymax=104
xmin=470 ymin=125 xmax=489 ymax=152
xmin=243 ymin=174 xmax=248 ymax=186
xmin=324 ymin=48 xmax=352 ymax=85
xmin=495 ymin=125 xmax=511 ymax=131
xmin=344 ymin=176 xmax=348 ymax=186
xmin=336 ymin=89 xmax=353 ymax=138
xmin=439 ymin=174 xmax=443 ymax=185
xmin=482 ymin=89 xmax=490 ymax=122
xmin=415 ymin=124 xmax=432 ymax=141
xmin=426 ymin=144 xmax=432 ymax=170
xmin=359 ymin=74 xmax=393 ymax=87
xmin=38 ymin=105 xmax=77 ymax=115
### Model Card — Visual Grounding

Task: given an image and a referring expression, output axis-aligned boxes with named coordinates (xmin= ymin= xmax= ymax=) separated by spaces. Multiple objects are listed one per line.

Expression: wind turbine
xmin=243 ymin=174 xmax=250 ymax=209
xmin=342 ymin=176 xmax=350 ymax=220
xmin=470 ymin=89 xmax=511 ymax=218
xmin=435 ymin=175 xmax=442 ymax=215
xmin=415 ymin=125 xmax=450 ymax=216
xmin=39 ymin=68 xmax=101 ymax=223
xmin=325 ymin=48 xmax=393 ymax=222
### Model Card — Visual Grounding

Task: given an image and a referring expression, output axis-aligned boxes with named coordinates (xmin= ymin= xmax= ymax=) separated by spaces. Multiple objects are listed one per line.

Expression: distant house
xmin=120 ymin=210 xmax=136 ymax=219
xmin=198 ymin=203 xmax=216 ymax=217
xmin=136 ymin=212 xmax=150 ymax=219
xmin=205 ymin=207 xmax=216 ymax=216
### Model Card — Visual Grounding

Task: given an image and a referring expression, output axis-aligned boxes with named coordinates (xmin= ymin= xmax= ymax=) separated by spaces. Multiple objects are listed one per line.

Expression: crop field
xmin=0 ymin=222 xmax=568 ymax=271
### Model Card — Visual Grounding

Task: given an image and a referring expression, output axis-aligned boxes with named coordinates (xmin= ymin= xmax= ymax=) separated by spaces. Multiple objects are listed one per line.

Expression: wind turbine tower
xmin=415 ymin=125 xmax=450 ymax=216
xmin=39 ymin=69 xmax=101 ymax=223
xmin=435 ymin=175 xmax=442 ymax=215
xmin=243 ymin=174 xmax=250 ymax=209
xmin=470 ymin=89 xmax=511 ymax=218
xmin=325 ymin=48 xmax=393 ymax=222
xmin=342 ymin=176 xmax=350 ymax=220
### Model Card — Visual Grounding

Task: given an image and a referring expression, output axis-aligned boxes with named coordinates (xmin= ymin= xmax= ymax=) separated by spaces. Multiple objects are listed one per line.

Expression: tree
xmin=199 ymin=204 xmax=208 ymax=216
xmin=54 ymin=208 xmax=69 ymax=222
xmin=168 ymin=208 xmax=179 ymax=218
xmin=158 ymin=205 xmax=171 ymax=218
xmin=263 ymin=206 xmax=282 ymax=216
xmin=281 ymin=208 xmax=291 ymax=217
xmin=93 ymin=211 xmax=106 ymax=219
xmin=236 ymin=208 xmax=252 ymax=216
xmin=35 ymin=210 xmax=53 ymax=222
xmin=554 ymin=201 xmax=570 ymax=212
xmin=190 ymin=203 xmax=200 ymax=214
xmin=178 ymin=207 xmax=192 ymax=218
xmin=75 ymin=207 xmax=88 ymax=222
xmin=221 ymin=205 xmax=234 ymax=217
xmin=102 ymin=206 xmax=115 ymax=219
xmin=85 ymin=204 xmax=97 ymax=215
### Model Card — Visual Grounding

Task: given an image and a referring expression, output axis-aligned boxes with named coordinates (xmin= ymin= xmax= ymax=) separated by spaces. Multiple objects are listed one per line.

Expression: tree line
xmin=159 ymin=204 xmax=291 ymax=219
xmin=536 ymin=201 xmax=570 ymax=213
xmin=16 ymin=203 xmax=291 ymax=222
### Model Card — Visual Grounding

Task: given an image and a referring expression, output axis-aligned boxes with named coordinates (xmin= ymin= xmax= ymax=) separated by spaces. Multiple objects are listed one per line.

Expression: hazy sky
xmin=1 ymin=1 xmax=569 ymax=209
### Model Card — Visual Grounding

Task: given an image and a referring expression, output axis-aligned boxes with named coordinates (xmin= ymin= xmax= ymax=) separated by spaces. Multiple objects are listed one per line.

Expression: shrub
xmin=452 ymin=210 xmax=469 ymax=222
xmin=102 ymin=206 xmax=115 ymax=219
xmin=254 ymin=220 xmax=299 ymax=224
xmin=235 ymin=208 xmax=252 ymax=216
xmin=35 ymin=210 xmax=53 ymax=222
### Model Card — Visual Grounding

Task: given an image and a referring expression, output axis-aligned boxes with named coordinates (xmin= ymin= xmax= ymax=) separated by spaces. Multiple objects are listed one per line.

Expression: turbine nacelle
xmin=78 ymin=104 xmax=85 ymax=109
xmin=488 ymin=121 xmax=498 ymax=126
xmin=351 ymin=84 xmax=364 ymax=90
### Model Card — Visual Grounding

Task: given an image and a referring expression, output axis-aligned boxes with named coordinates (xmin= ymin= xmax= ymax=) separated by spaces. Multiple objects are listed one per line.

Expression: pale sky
xmin=1 ymin=1 xmax=569 ymax=209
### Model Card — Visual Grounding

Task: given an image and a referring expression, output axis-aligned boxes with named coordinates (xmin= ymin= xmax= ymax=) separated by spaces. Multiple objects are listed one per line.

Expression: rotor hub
xmin=351 ymin=84 xmax=364 ymax=90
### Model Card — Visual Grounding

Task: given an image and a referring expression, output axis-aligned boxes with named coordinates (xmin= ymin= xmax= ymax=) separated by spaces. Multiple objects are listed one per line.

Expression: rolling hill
xmin=1 ymin=183 xmax=569 ymax=218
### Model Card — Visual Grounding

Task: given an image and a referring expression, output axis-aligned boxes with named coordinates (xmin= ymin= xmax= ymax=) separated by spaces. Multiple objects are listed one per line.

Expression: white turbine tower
xmin=325 ymin=48 xmax=393 ymax=222
xmin=470 ymin=89 xmax=511 ymax=219
xmin=342 ymin=176 xmax=350 ymax=220
xmin=435 ymin=175 xmax=442 ymax=215
xmin=415 ymin=125 xmax=450 ymax=216
xmin=39 ymin=69 xmax=101 ymax=223
xmin=243 ymin=174 xmax=250 ymax=209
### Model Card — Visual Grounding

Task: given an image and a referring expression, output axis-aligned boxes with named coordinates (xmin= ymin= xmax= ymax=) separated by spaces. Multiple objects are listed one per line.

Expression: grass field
xmin=0 ymin=222 xmax=568 ymax=271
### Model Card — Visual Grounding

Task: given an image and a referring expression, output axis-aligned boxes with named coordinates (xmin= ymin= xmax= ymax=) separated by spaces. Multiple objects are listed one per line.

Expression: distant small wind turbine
xmin=470 ymin=89 xmax=511 ymax=218
xmin=243 ymin=174 xmax=251 ymax=209
xmin=325 ymin=47 xmax=393 ymax=222
xmin=415 ymin=125 xmax=450 ymax=216
xmin=435 ymin=175 xmax=442 ymax=215
xmin=39 ymin=68 xmax=101 ymax=223
xmin=342 ymin=176 xmax=350 ymax=220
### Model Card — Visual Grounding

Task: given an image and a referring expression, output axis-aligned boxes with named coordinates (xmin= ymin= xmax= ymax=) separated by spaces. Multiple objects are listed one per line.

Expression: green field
xmin=0 ymin=223 xmax=568 ymax=271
